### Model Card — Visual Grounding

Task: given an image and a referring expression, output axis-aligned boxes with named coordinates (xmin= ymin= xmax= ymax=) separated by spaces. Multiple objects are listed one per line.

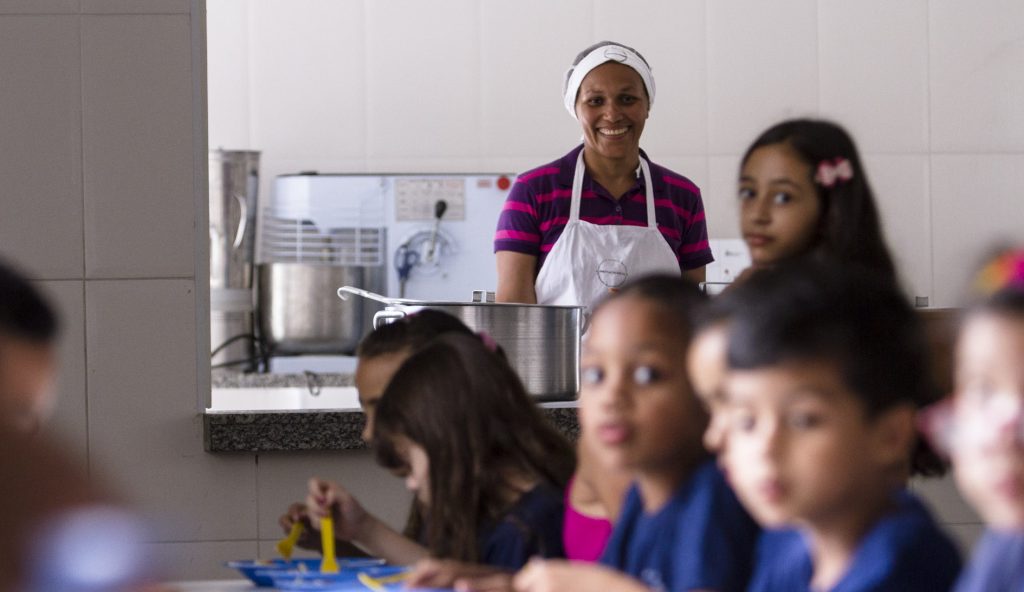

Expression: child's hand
xmin=278 ymin=502 xmax=322 ymax=552
xmin=405 ymin=559 xmax=511 ymax=591
xmin=513 ymin=558 xmax=649 ymax=592
xmin=454 ymin=571 xmax=515 ymax=592
xmin=305 ymin=477 xmax=370 ymax=541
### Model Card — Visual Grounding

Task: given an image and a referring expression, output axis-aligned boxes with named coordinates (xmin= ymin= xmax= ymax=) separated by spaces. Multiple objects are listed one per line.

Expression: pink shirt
xmin=563 ymin=477 xmax=614 ymax=562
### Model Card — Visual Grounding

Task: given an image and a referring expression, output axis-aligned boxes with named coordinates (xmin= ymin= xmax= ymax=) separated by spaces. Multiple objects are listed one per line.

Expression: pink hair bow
xmin=477 ymin=331 xmax=499 ymax=353
xmin=815 ymin=158 xmax=854 ymax=188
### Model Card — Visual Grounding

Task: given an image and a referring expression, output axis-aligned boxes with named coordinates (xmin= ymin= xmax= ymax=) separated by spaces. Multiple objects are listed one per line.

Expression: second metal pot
xmin=339 ymin=287 xmax=582 ymax=401
xmin=258 ymin=264 xmax=384 ymax=355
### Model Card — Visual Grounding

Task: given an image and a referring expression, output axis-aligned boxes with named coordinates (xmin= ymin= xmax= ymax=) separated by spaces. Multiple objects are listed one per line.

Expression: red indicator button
xmin=497 ymin=176 xmax=511 ymax=191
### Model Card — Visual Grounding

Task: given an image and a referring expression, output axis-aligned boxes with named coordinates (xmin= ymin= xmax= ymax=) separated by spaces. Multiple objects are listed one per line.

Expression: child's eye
xmin=737 ymin=187 xmax=755 ymax=201
xmin=582 ymin=366 xmax=604 ymax=385
xmin=773 ymin=192 xmax=792 ymax=205
xmin=632 ymin=366 xmax=661 ymax=385
xmin=732 ymin=410 xmax=756 ymax=432
xmin=960 ymin=377 xmax=997 ymax=403
xmin=787 ymin=412 xmax=823 ymax=430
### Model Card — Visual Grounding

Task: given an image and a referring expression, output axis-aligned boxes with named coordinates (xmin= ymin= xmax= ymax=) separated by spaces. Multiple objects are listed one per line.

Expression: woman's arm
xmin=684 ymin=266 xmax=706 ymax=285
xmin=496 ymin=251 xmax=538 ymax=304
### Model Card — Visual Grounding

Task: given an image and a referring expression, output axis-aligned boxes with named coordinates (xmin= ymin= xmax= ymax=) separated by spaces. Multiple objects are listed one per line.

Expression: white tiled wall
xmin=0 ymin=15 xmax=83 ymax=279
xmin=1 ymin=0 xmax=1021 ymax=581
xmin=929 ymin=0 xmax=1024 ymax=153
xmin=817 ymin=0 xmax=930 ymax=153
xmin=707 ymin=0 xmax=820 ymax=155
xmin=81 ymin=14 xmax=196 ymax=279
xmin=209 ymin=0 xmax=1024 ymax=308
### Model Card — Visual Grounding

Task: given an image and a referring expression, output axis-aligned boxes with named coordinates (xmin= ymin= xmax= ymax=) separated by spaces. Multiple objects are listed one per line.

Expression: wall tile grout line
xmin=363 ymin=0 xmax=370 ymax=167
xmin=814 ymin=0 xmax=821 ymax=114
xmin=77 ymin=10 xmax=92 ymax=481
xmin=924 ymin=0 xmax=936 ymax=306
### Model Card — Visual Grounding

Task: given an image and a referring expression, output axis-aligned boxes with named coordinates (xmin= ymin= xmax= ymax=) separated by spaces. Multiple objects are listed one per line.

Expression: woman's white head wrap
xmin=563 ymin=41 xmax=655 ymax=120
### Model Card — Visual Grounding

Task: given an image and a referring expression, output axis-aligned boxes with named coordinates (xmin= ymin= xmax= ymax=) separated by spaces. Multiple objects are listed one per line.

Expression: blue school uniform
xmin=955 ymin=529 xmax=1024 ymax=592
xmin=479 ymin=482 xmax=565 ymax=569
xmin=748 ymin=489 xmax=961 ymax=592
xmin=599 ymin=460 xmax=760 ymax=592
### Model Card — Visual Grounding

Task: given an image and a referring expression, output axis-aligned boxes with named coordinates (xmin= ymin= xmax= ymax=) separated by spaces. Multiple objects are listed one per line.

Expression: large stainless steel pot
xmin=258 ymin=264 xmax=384 ymax=355
xmin=209 ymin=150 xmax=259 ymax=291
xmin=338 ymin=286 xmax=582 ymax=401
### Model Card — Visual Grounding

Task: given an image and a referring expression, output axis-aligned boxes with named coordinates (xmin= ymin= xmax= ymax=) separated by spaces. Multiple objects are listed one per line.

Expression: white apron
xmin=534 ymin=150 xmax=681 ymax=314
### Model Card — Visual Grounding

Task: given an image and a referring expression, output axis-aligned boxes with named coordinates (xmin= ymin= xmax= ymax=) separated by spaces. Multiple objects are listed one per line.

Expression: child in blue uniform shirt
xmin=919 ymin=249 xmax=1024 ymax=592
xmin=515 ymin=275 xmax=760 ymax=592
xmin=721 ymin=262 xmax=961 ymax=592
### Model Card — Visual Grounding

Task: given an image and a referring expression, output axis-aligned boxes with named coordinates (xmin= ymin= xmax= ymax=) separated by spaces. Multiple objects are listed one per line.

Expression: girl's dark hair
xmin=0 ymin=259 xmax=58 ymax=343
xmin=741 ymin=119 xmax=898 ymax=284
xmin=726 ymin=261 xmax=945 ymax=476
xmin=356 ymin=309 xmax=476 ymax=540
xmin=356 ymin=309 xmax=474 ymax=359
xmin=975 ymin=287 xmax=1024 ymax=321
xmin=373 ymin=332 xmax=575 ymax=562
xmin=592 ymin=273 xmax=708 ymax=338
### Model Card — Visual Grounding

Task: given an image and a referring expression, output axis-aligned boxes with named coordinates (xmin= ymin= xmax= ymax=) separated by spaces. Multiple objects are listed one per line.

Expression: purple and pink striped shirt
xmin=494 ymin=145 xmax=713 ymax=272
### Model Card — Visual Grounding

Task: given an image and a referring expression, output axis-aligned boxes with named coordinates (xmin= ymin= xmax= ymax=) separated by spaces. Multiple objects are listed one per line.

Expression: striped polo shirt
xmin=494 ymin=144 xmax=713 ymax=272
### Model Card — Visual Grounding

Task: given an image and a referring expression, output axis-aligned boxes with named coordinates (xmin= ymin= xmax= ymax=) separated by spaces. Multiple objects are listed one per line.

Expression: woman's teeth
xmin=600 ymin=127 xmax=628 ymax=136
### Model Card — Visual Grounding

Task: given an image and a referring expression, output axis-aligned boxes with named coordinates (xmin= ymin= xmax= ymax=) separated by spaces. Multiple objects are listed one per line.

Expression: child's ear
xmin=869 ymin=405 xmax=916 ymax=468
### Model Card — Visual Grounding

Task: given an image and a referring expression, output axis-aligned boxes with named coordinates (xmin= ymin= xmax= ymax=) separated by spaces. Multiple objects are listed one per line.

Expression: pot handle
xmin=373 ymin=307 xmax=407 ymax=330
xmin=338 ymin=285 xmax=426 ymax=306
xmin=338 ymin=285 xmax=395 ymax=305
xmin=231 ymin=193 xmax=248 ymax=250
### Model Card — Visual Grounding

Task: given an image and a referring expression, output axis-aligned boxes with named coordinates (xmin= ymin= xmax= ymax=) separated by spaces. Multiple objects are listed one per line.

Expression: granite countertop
xmin=204 ymin=370 xmax=579 ymax=453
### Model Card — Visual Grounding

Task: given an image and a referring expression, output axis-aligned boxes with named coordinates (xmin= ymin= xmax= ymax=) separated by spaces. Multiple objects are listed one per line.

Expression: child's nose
xmin=750 ymin=195 xmax=772 ymax=221
xmin=602 ymin=371 xmax=632 ymax=406
xmin=755 ymin=420 xmax=785 ymax=458
xmin=992 ymin=395 xmax=1024 ymax=444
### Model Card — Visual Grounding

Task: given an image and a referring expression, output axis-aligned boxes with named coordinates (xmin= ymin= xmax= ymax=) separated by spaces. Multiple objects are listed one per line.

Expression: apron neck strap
xmin=639 ymin=158 xmax=656 ymax=229
xmin=570 ymin=150 xmax=586 ymax=222
xmin=570 ymin=150 xmax=657 ymax=227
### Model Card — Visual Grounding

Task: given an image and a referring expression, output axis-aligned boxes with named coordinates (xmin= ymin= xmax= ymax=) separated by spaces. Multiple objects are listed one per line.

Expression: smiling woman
xmin=493 ymin=41 xmax=712 ymax=314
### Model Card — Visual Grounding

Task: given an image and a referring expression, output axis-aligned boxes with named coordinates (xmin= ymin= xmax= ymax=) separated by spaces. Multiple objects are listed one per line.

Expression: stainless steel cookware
xmin=209 ymin=150 xmax=260 ymax=369
xmin=259 ymin=264 xmax=384 ymax=355
xmin=209 ymin=150 xmax=260 ymax=291
xmin=338 ymin=286 xmax=582 ymax=401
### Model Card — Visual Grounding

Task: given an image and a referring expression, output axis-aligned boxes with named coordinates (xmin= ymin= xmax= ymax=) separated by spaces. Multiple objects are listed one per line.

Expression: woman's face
xmin=738 ymin=144 xmax=822 ymax=266
xmin=575 ymin=62 xmax=649 ymax=164
xmin=951 ymin=312 xmax=1024 ymax=528
xmin=723 ymin=361 xmax=909 ymax=528
xmin=579 ymin=297 xmax=706 ymax=474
